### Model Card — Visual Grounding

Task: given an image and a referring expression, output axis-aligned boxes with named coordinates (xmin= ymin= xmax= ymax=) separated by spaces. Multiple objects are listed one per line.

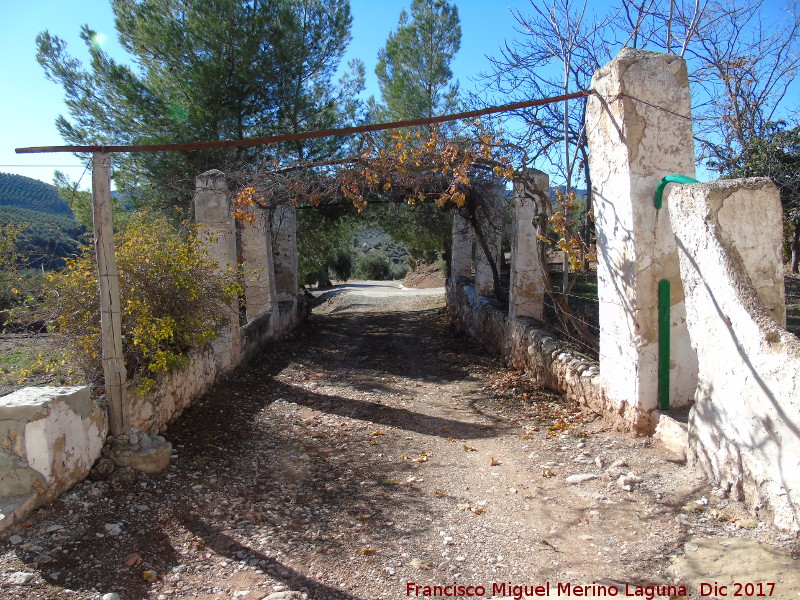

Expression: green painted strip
xmin=658 ymin=278 xmax=671 ymax=411
xmin=654 ymin=174 xmax=699 ymax=209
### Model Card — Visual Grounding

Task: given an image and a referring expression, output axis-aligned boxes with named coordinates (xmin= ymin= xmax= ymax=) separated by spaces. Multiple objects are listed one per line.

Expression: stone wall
xmin=126 ymin=170 xmax=304 ymax=433
xmin=0 ymin=387 xmax=107 ymax=533
xmin=670 ymin=178 xmax=800 ymax=532
xmin=447 ymin=278 xmax=647 ymax=432
xmin=0 ymin=169 xmax=306 ymax=531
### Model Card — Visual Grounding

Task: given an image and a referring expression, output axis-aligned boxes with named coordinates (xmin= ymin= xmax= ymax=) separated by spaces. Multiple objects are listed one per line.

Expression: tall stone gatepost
xmin=270 ymin=203 xmax=298 ymax=303
xmin=509 ymin=170 xmax=548 ymax=320
xmin=194 ymin=169 xmax=241 ymax=370
xmin=241 ymin=208 xmax=277 ymax=321
xmin=474 ymin=182 xmax=505 ymax=298
xmin=586 ymin=48 xmax=698 ymax=431
xmin=451 ymin=211 xmax=473 ymax=278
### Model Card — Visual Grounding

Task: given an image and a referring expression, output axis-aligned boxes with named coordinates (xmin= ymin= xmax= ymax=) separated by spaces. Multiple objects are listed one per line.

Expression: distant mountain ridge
xmin=0 ymin=173 xmax=87 ymax=269
xmin=0 ymin=172 xmax=73 ymax=217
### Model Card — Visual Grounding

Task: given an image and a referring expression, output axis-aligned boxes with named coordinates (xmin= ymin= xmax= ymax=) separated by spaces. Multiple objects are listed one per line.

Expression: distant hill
xmin=0 ymin=173 xmax=87 ymax=269
xmin=0 ymin=172 xmax=74 ymax=216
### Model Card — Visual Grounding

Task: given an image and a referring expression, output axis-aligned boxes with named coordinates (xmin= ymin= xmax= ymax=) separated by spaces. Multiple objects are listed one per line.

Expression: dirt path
xmin=1 ymin=286 xmax=797 ymax=600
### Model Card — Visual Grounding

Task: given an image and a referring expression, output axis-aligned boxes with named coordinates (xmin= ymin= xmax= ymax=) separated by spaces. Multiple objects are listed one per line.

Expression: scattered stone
xmin=102 ymin=593 xmax=121 ymax=600
xmin=735 ymin=519 xmax=758 ymax=529
xmin=110 ymin=467 xmax=138 ymax=484
xmin=46 ymin=524 xmax=64 ymax=533
xmin=111 ymin=439 xmax=172 ymax=474
xmin=6 ymin=571 xmax=35 ymax=585
xmin=9 ymin=535 xmax=23 ymax=545
xmin=410 ymin=557 xmax=432 ymax=570
xmin=594 ymin=456 xmax=605 ymax=469
xmin=611 ymin=459 xmax=629 ymax=468
xmin=104 ymin=523 xmax=122 ymax=536
xmin=618 ymin=474 xmax=643 ymax=491
xmin=89 ymin=457 xmax=116 ymax=480
xmin=565 ymin=473 xmax=599 ymax=485
xmin=263 ymin=592 xmax=306 ymax=600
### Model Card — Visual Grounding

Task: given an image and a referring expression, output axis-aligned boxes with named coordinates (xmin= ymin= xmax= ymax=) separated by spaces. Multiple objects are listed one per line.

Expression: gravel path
xmin=1 ymin=286 xmax=796 ymax=600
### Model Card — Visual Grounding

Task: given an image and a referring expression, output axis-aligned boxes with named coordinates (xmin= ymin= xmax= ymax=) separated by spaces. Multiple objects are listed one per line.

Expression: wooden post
xmin=92 ymin=152 xmax=128 ymax=434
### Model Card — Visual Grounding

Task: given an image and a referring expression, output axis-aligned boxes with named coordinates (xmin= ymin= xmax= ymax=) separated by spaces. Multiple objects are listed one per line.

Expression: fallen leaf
xmin=371 ymin=430 xmax=385 ymax=436
xmin=410 ymin=558 xmax=431 ymax=570
xmin=490 ymin=457 xmax=501 ymax=466
xmin=417 ymin=456 xmax=428 ymax=463
xmin=541 ymin=468 xmax=556 ymax=478
xmin=357 ymin=513 xmax=372 ymax=520
xmin=360 ymin=547 xmax=376 ymax=555
xmin=381 ymin=478 xmax=398 ymax=485
xmin=433 ymin=490 xmax=447 ymax=498
xmin=142 ymin=570 xmax=158 ymax=583
xmin=463 ymin=445 xmax=476 ymax=452
xmin=400 ymin=453 xmax=410 ymax=460
xmin=472 ymin=507 xmax=485 ymax=515
xmin=124 ymin=553 xmax=143 ymax=567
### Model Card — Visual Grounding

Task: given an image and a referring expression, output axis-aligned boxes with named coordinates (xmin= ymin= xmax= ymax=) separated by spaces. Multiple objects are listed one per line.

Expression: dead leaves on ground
xmin=479 ymin=368 xmax=586 ymax=433
xmin=457 ymin=502 xmax=485 ymax=515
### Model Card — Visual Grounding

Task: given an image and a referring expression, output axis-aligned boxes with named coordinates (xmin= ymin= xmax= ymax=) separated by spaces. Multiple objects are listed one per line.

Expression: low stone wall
xmin=129 ymin=299 xmax=304 ymax=433
xmin=671 ymin=179 xmax=800 ymax=532
xmin=446 ymin=277 xmax=651 ymax=433
xmin=0 ymin=386 xmax=107 ymax=532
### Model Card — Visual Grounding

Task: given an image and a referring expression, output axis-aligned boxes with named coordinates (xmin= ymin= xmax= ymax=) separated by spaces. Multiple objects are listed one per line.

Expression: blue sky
xmin=1 ymin=0 xmax=542 ymax=187
xmin=1 ymin=0 xmax=797 ymax=188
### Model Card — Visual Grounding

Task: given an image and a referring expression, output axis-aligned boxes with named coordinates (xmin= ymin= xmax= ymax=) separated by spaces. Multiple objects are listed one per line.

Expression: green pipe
xmin=653 ymin=174 xmax=699 ymax=209
xmin=653 ymin=174 xmax=698 ymax=411
xmin=657 ymin=279 xmax=671 ymax=411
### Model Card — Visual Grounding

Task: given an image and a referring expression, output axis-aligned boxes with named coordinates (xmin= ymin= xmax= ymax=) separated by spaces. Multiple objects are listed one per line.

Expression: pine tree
xmin=36 ymin=0 xmax=362 ymax=215
xmin=375 ymin=0 xmax=461 ymax=121
xmin=373 ymin=0 xmax=462 ymax=268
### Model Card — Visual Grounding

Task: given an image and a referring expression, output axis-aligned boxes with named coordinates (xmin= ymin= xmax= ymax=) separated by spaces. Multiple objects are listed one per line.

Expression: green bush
xmin=43 ymin=214 xmax=239 ymax=394
xmin=390 ymin=263 xmax=408 ymax=280
xmin=328 ymin=248 xmax=353 ymax=281
xmin=354 ymin=252 xmax=391 ymax=280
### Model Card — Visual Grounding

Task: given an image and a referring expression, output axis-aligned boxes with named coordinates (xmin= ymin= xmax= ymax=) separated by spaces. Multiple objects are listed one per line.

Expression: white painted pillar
xmin=194 ymin=169 xmax=240 ymax=370
xmin=509 ymin=169 xmax=548 ymax=320
xmin=586 ymin=48 xmax=698 ymax=426
xmin=271 ymin=203 xmax=298 ymax=303
xmin=474 ymin=182 xmax=505 ymax=298
xmin=241 ymin=208 xmax=277 ymax=321
xmin=451 ymin=211 xmax=473 ymax=278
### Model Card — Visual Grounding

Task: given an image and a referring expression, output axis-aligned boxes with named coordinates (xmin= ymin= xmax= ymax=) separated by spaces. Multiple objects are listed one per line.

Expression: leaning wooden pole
xmin=92 ymin=152 xmax=128 ymax=434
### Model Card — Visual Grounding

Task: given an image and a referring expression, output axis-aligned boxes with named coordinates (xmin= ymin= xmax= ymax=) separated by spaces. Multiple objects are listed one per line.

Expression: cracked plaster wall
xmin=670 ymin=179 xmax=799 ymax=532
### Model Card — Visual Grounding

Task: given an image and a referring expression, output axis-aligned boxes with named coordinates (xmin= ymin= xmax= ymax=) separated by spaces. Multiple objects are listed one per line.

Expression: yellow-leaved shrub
xmin=44 ymin=214 xmax=240 ymax=394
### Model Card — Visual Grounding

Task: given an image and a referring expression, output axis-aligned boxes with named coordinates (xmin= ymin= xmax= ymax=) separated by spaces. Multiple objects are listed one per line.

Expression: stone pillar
xmin=474 ymin=182 xmax=505 ymax=298
xmin=451 ymin=211 xmax=473 ymax=278
xmin=194 ymin=169 xmax=240 ymax=369
xmin=509 ymin=170 xmax=548 ymax=320
xmin=241 ymin=208 xmax=277 ymax=321
xmin=586 ymin=48 xmax=699 ymax=428
xmin=271 ymin=203 xmax=298 ymax=303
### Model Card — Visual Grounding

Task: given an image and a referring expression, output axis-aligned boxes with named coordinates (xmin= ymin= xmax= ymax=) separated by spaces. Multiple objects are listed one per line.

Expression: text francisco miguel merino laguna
xmin=406 ymin=581 xmax=692 ymax=599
